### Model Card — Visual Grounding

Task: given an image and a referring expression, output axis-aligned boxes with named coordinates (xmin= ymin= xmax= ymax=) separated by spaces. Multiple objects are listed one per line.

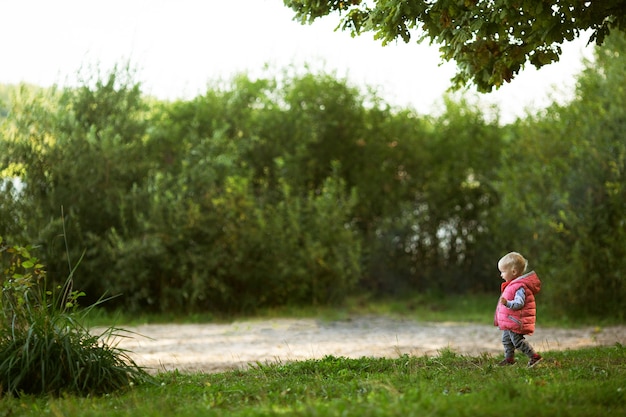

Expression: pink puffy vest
xmin=494 ymin=271 xmax=541 ymax=335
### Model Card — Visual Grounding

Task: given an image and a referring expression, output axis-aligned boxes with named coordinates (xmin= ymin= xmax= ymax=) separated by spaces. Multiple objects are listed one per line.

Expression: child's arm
xmin=500 ymin=288 xmax=526 ymax=310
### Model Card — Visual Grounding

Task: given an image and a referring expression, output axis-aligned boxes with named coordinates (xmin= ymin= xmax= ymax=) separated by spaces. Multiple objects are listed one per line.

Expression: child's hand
xmin=500 ymin=297 xmax=508 ymax=306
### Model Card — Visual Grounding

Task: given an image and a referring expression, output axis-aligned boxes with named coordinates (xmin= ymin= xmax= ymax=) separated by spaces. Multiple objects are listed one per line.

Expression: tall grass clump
xmin=0 ymin=236 xmax=150 ymax=396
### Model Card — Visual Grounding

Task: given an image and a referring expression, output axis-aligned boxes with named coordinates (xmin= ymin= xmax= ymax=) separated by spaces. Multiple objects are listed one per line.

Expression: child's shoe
xmin=527 ymin=354 xmax=543 ymax=368
xmin=498 ymin=357 xmax=515 ymax=366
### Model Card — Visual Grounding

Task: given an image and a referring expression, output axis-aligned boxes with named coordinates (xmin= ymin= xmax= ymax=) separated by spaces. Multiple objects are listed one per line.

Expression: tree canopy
xmin=284 ymin=0 xmax=626 ymax=92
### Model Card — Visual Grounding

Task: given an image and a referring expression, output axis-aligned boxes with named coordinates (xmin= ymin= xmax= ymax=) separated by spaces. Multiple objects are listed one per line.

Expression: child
xmin=494 ymin=252 xmax=543 ymax=367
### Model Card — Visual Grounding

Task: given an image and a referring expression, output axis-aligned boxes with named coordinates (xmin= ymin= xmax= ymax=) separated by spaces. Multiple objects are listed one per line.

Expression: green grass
xmin=81 ymin=292 xmax=621 ymax=329
xmin=44 ymin=293 xmax=623 ymax=415
xmin=2 ymin=345 xmax=624 ymax=416
xmin=79 ymin=293 xmax=500 ymax=327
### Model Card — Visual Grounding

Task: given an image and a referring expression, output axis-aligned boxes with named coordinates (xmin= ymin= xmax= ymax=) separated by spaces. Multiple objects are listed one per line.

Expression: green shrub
xmin=0 ymin=237 xmax=150 ymax=396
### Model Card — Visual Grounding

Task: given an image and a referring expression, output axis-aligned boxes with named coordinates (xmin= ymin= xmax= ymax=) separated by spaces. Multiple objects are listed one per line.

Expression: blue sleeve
xmin=507 ymin=288 xmax=526 ymax=310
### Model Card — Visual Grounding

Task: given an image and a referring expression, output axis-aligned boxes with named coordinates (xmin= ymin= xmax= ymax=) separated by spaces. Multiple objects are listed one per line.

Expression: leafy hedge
xmin=1 ymin=35 xmax=626 ymax=318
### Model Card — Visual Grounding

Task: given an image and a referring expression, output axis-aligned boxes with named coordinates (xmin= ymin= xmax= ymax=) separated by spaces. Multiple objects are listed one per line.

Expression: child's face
xmin=498 ymin=263 xmax=517 ymax=282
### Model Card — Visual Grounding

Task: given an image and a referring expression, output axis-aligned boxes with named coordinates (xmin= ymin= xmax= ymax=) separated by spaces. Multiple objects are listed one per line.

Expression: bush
xmin=0 ymin=237 xmax=150 ymax=396
xmin=100 ymin=170 xmax=362 ymax=315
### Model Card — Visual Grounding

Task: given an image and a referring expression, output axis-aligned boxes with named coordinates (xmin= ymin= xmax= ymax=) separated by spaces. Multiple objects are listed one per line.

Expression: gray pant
xmin=502 ymin=330 xmax=536 ymax=359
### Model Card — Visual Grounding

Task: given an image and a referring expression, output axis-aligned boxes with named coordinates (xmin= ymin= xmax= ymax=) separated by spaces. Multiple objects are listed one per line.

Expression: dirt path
xmin=104 ymin=317 xmax=626 ymax=373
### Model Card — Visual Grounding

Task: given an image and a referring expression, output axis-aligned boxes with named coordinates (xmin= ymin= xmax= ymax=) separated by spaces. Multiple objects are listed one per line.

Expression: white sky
xmin=1 ymin=0 xmax=595 ymax=122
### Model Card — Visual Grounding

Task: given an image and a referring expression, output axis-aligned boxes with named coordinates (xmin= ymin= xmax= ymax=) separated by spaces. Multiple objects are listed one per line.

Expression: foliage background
xmin=1 ymin=35 xmax=625 ymax=320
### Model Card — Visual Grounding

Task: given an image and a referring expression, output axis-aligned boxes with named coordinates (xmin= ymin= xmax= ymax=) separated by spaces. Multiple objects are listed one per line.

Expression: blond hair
xmin=498 ymin=252 xmax=528 ymax=274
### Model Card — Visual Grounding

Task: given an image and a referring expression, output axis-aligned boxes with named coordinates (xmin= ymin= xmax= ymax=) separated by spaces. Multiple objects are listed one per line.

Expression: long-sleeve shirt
xmin=505 ymin=287 xmax=526 ymax=311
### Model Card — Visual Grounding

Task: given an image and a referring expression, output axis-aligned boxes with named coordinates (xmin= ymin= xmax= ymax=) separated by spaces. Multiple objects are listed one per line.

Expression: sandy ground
xmin=102 ymin=317 xmax=626 ymax=374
